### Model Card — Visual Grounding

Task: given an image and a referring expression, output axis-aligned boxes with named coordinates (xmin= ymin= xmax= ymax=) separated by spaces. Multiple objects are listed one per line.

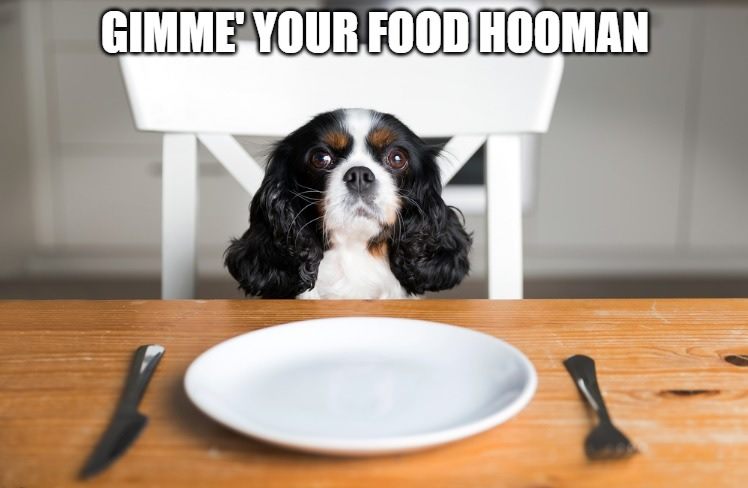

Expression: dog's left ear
xmin=388 ymin=150 xmax=472 ymax=295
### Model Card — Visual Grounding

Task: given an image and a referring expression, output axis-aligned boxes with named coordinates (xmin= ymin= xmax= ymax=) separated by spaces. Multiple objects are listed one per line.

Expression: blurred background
xmin=0 ymin=0 xmax=746 ymax=299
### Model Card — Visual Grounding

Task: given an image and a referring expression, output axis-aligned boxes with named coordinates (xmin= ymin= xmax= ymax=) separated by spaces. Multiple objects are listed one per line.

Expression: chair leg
xmin=162 ymin=133 xmax=198 ymax=299
xmin=485 ymin=135 xmax=523 ymax=299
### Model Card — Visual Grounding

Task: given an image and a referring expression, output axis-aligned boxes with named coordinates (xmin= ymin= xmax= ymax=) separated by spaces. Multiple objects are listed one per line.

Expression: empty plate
xmin=184 ymin=317 xmax=536 ymax=455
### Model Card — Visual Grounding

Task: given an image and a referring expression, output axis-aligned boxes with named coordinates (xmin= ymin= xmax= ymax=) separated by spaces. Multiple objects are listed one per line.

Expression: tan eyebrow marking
xmin=367 ymin=127 xmax=397 ymax=150
xmin=322 ymin=131 xmax=350 ymax=151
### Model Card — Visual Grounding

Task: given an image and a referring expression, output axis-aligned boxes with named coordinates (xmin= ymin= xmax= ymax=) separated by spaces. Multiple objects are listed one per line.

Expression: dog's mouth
xmin=353 ymin=204 xmax=378 ymax=220
xmin=344 ymin=194 xmax=382 ymax=220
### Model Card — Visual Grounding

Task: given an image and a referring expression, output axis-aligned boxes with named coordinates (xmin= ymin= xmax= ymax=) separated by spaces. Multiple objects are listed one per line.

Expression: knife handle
xmin=119 ymin=344 xmax=165 ymax=411
xmin=563 ymin=354 xmax=612 ymax=424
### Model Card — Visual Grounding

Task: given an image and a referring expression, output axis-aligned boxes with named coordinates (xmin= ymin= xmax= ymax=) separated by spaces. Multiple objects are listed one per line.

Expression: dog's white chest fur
xmin=298 ymin=240 xmax=408 ymax=300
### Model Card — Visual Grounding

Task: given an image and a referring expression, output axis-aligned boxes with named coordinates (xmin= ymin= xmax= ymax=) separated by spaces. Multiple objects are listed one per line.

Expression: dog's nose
xmin=343 ymin=166 xmax=376 ymax=194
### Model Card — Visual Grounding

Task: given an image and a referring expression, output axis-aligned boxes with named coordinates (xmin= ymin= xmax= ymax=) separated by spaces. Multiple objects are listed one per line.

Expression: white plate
xmin=184 ymin=317 xmax=536 ymax=455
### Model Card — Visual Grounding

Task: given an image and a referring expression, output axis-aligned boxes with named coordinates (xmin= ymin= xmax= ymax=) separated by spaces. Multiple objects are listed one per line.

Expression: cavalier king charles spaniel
xmin=225 ymin=108 xmax=471 ymax=299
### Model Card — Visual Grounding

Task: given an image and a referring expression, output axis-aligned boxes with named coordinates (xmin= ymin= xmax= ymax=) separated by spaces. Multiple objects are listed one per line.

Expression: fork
xmin=563 ymin=354 xmax=637 ymax=460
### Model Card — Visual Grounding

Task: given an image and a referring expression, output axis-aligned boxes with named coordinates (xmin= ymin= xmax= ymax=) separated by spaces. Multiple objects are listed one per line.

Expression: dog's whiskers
xmin=290 ymin=191 xmax=321 ymax=204
xmin=294 ymin=215 xmax=324 ymax=248
xmin=294 ymin=182 xmax=324 ymax=194
xmin=393 ymin=207 xmax=405 ymax=244
xmin=397 ymin=191 xmax=427 ymax=219
xmin=286 ymin=200 xmax=321 ymax=243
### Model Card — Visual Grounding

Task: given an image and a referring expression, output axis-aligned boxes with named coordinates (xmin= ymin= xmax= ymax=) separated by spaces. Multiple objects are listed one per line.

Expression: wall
xmin=5 ymin=1 xmax=748 ymax=288
xmin=525 ymin=2 xmax=748 ymax=278
xmin=0 ymin=0 xmax=33 ymax=277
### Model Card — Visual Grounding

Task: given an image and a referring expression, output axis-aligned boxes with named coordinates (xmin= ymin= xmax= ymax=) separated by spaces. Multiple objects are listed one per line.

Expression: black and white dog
xmin=225 ymin=109 xmax=471 ymax=299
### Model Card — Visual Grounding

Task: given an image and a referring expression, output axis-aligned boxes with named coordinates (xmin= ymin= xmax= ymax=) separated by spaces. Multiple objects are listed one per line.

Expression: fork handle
xmin=563 ymin=354 xmax=612 ymax=424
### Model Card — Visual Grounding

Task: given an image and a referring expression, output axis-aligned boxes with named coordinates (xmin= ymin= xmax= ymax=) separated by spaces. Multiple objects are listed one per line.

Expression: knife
xmin=80 ymin=344 xmax=165 ymax=479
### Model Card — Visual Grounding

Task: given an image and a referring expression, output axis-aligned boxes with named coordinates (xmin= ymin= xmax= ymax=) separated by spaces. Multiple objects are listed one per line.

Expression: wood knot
xmin=659 ymin=389 xmax=720 ymax=398
xmin=724 ymin=354 xmax=748 ymax=367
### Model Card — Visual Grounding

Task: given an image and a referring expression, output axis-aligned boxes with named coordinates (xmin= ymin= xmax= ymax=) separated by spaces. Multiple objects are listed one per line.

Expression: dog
xmin=225 ymin=108 xmax=471 ymax=299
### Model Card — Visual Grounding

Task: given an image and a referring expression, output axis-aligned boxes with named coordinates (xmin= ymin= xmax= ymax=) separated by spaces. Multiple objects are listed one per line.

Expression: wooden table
xmin=1 ymin=299 xmax=748 ymax=487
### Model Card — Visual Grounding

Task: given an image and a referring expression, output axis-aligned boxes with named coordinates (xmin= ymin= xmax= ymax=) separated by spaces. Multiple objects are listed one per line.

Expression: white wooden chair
xmin=120 ymin=41 xmax=563 ymax=299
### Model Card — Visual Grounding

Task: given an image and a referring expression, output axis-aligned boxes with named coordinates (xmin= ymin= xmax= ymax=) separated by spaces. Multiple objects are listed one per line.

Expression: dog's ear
xmin=225 ymin=142 xmax=324 ymax=298
xmin=388 ymin=149 xmax=472 ymax=295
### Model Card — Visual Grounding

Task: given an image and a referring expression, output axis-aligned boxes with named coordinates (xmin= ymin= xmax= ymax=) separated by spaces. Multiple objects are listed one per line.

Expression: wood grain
xmin=1 ymin=299 xmax=748 ymax=488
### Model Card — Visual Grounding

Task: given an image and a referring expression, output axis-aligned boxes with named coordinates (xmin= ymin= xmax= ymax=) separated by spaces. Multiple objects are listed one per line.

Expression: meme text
xmin=101 ymin=9 xmax=649 ymax=55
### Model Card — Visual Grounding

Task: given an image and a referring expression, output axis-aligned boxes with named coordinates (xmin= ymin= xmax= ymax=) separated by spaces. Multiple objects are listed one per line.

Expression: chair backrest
xmin=120 ymin=40 xmax=563 ymax=138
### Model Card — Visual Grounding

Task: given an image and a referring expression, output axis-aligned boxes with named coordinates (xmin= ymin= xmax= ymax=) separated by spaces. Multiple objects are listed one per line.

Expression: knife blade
xmin=80 ymin=344 xmax=165 ymax=479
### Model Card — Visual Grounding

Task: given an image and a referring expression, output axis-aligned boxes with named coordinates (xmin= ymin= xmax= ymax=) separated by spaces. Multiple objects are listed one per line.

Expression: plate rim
xmin=184 ymin=316 xmax=537 ymax=455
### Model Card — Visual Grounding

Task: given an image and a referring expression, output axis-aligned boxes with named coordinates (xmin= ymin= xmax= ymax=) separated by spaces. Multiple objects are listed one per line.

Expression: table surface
xmin=2 ymin=299 xmax=748 ymax=487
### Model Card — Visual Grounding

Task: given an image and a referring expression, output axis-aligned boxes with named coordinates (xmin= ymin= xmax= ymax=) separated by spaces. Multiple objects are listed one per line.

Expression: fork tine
xmin=584 ymin=421 xmax=637 ymax=459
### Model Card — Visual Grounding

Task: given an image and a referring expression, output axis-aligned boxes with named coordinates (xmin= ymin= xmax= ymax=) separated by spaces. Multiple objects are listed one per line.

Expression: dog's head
xmin=225 ymin=108 xmax=471 ymax=298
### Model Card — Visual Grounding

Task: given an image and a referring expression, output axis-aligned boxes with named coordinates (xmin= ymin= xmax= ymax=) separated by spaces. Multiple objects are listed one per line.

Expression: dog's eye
xmin=385 ymin=148 xmax=409 ymax=170
xmin=309 ymin=150 xmax=333 ymax=169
